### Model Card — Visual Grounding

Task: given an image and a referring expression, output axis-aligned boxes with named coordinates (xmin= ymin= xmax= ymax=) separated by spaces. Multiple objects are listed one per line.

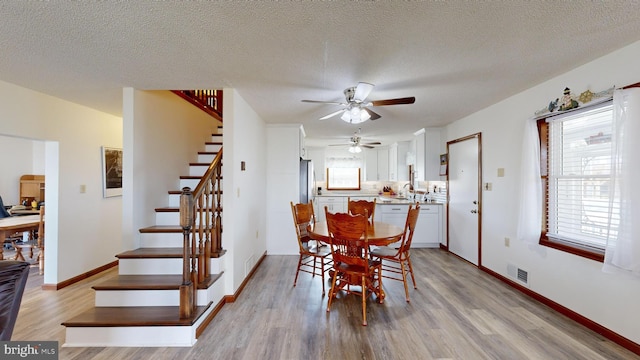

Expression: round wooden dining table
xmin=307 ymin=221 xmax=404 ymax=246
xmin=307 ymin=220 xmax=405 ymax=303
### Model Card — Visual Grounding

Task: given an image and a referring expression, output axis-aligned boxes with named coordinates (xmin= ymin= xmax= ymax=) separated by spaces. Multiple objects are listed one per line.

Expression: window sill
xmin=539 ymin=236 xmax=604 ymax=262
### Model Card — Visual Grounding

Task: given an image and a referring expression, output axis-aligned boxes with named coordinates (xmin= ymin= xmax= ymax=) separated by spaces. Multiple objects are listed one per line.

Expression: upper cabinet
xmin=389 ymin=141 xmax=410 ymax=181
xmin=365 ymin=146 xmax=389 ymax=181
xmin=413 ymin=128 xmax=442 ymax=181
xmin=299 ymin=126 xmax=307 ymax=159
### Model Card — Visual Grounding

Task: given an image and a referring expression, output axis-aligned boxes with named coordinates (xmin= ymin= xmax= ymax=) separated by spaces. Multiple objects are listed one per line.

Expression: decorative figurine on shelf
xmin=559 ymin=87 xmax=579 ymax=111
xmin=548 ymin=98 xmax=559 ymax=112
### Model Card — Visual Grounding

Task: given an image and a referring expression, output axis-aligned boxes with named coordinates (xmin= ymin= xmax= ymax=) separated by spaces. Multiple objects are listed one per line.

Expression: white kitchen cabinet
xmin=389 ymin=141 xmax=410 ymax=182
xmin=424 ymin=129 xmax=442 ymax=180
xmin=316 ymin=196 xmax=346 ymax=222
xmin=365 ymin=146 xmax=389 ymax=181
xmin=413 ymin=204 xmax=442 ymax=248
xmin=413 ymin=129 xmax=426 ymax=181
xmin=377 ymin=203 xmax=442 ymax=248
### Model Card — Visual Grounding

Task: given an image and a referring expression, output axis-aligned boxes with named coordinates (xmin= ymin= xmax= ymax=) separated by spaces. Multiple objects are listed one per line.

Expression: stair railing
xmin=172 ymin=90 xmax=223 ymax=121
xmin=179 ymin=147 xmax=223 ymax=319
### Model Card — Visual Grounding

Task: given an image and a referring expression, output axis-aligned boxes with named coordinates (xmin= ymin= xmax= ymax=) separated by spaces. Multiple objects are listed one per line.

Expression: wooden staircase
xmin=62 ymin=129 xmax=225 ymax=347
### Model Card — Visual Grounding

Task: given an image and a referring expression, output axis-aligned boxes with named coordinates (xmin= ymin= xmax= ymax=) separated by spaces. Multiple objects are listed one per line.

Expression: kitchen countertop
xmin=376 ymin=198 xmax=443 ymax=205
xmin=316 ymin=193 xmax=442 ymax=205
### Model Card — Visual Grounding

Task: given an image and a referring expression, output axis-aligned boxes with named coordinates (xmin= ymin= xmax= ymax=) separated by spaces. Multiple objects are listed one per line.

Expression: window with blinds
xmin=546 ymin=102 xmax=617 ymax=250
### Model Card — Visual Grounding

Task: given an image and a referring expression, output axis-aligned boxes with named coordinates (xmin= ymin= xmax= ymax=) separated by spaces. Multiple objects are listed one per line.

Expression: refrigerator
xmin=300 ymin=159 xmax=315 ymax=204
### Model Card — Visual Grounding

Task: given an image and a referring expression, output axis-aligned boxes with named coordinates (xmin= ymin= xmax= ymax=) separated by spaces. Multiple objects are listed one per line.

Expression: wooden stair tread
xmin=168 ymin=190 xmax=223 ymax=195
xmin=205 ymin=141 xmax=222 ymax=145
xmin=93 ymin=274 xmax=184 ymax=290
xmin=117 ymin=247 xmax=184 ymax=258
xmin=92 ymin=273 xmax=222 ymax=291
xmin=62 ymin=304 xmax=212 ymax=327
xmin=154 ymin=207 xmax=222 ymax=213
xmin=197 ymin=151 xmax=219 ymax=155
xmin=139 ymin=225 xmax=183 ymax=233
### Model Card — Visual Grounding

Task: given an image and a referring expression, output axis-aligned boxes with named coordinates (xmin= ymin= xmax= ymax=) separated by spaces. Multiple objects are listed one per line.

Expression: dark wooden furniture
xmin=325 ymin=210 xmax=382 ymax=326
xmin=307 ymin=220 xmax=404 ymax=247
xmin=347 ymin=197 xmax=377 ymax=222
xmin=290 ymin=201 xmax=331 ymax=295
xmin=370 ymin=203 xmax=419 ymax=302
xmin=0 ymin=260 xmax=30 ymax=340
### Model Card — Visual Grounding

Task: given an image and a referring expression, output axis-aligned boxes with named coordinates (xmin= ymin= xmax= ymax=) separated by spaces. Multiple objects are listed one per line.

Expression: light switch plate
xmin=497 ymin=168 xmax=505 ymax=177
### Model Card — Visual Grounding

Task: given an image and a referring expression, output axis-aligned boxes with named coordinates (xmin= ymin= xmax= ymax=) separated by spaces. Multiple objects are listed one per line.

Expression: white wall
xmin=122 ymin=89 xmax=221 ymax=250
xmin=0 ymin=80 xmax=122 ymax=283
xmin=0 ymin=136 xmax=40 ymax=205
xmin=266 ymin=124 xmax=303 ymax=255
xmin=444 ymin=40 xmax=640 ymax=344
xmin=221 ymin=89 xmax=268 ymax=292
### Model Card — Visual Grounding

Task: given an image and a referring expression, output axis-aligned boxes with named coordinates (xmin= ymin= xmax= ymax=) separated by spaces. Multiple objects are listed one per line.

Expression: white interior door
xmin=447 ymin=134 xmax=481 ymax=265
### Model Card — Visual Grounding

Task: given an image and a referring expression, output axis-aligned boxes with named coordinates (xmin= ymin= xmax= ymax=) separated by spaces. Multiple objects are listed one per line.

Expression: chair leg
xmin=406 ymin=256 xmax=417 ymax=289
xmin=320 ymin=257 xmax=325 ymax=295
xmin=400 ymin=260 xmax=410 ymax=302
xmin=361 ymin=275 xmax=367 ymax=326
xmin=326 ymin=269 xmax=339 ymax=312
xmin=293 ymin=254 xmax=304 ymax=287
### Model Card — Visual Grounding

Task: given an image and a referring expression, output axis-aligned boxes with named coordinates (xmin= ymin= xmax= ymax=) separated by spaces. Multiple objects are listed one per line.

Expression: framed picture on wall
xmin=439 ymin=153 xmax=448 ymax=176
xmin=102 ymin=146 xmax=123 ymax=197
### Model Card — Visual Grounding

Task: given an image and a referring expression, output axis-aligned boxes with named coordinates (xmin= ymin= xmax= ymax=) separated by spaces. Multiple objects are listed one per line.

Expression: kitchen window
xmin=539 ymin=101 xmax=615 ymax=261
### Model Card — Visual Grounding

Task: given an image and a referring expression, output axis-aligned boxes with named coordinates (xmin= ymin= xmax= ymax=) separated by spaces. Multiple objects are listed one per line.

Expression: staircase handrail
xmin=179 ymin=147 xmax=223 ymax=319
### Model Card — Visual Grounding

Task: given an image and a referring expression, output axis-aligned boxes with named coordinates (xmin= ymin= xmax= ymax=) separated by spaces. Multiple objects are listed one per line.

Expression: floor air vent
xmin=507 ymin=263 xmax=530 ymax=287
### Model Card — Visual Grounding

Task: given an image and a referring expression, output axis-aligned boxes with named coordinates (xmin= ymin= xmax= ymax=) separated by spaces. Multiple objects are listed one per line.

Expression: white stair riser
xmin=139 ymin=232 xmax=184 ymax=248
xmin=179 ymin=178 xmax=200 ymax=189
xmin=168 ymin=192 xmax=223 ymax=207
xmin=65 ymin=326 xmax=198 ymax=347
xmin=119 ymin=258 xmax=183 ymax=275
xmin=119 ymin=257 xmax=225 ymax=275
xmin=155 ymin=207 xmax=222 ymax=226
xmin=189 ymin=166 xmax=208 ymax=177
xmin=94 ymin=278 xmax=224 ymax=307
xmin=205 ymin=143 xmax=222 ymax=152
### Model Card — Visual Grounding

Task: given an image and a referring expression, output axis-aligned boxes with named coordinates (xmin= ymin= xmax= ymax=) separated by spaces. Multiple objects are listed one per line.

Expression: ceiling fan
xmin=328 ymin=129 xmax=382 ymax=153
xmin=302 ymin=82 xmax=416 ymax=124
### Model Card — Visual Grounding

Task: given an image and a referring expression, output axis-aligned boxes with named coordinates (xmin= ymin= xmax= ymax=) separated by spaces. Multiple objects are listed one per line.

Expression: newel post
xmin=179 ymin=187 xmax=194 ymax=319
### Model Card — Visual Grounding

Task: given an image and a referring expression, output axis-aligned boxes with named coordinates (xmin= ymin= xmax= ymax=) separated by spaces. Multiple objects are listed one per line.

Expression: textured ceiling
xmin=2 ymin=1 xmax=640 ymax=146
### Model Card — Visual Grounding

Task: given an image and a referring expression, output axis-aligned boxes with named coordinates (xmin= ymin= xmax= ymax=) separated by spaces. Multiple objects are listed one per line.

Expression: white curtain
xmin=603 ymin=88 xmax=640 ymax=277
xmin=516 ymin=117 xmax=542 ymax=244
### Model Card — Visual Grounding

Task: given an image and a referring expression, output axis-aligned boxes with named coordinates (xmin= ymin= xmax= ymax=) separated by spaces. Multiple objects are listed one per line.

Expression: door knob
xmin=470 ymin=209 xmax=478 ymax=214
xmin=473 ymin=200 xmax=478 ymax=204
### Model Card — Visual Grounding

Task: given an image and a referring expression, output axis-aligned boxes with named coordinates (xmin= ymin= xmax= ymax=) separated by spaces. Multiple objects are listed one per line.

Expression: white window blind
xmin=547 ymin=102 xmax=618 ymax=249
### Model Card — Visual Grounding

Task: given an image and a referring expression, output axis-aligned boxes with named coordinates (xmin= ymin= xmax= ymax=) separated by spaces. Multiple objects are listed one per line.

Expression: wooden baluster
xmin=179 ymin=188 xmax=194 ymax=319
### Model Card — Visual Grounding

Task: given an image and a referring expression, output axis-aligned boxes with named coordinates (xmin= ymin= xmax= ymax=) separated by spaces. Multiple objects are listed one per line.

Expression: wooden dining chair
xmin=12 ymin=205 xmax=45 ymax=274
xmin=325 ymin=207 xmax=382 ymax=326
xmin=370 ymin=203 xmax=419 ymax=302
xmin=347 ymin=197 xmax=377 ymax=223
xmin=290 ymin=201 xmax=331 ymax=295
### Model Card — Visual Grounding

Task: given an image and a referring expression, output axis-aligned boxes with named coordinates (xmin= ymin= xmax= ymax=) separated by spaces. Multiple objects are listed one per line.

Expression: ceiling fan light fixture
xmin=348 ymin=145 xmax=362 ymax=153
xmin=340 ymin=107 xmax=369 ymax=124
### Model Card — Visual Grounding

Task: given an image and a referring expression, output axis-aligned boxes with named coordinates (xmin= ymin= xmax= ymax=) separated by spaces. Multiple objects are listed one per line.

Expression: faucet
xmin=403 ymin=182 xmax=414 ymax=199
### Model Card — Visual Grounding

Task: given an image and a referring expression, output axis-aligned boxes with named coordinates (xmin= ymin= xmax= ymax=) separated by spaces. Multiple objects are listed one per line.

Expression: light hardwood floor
xmin=12 ymin=249 xmax=639 ymax=359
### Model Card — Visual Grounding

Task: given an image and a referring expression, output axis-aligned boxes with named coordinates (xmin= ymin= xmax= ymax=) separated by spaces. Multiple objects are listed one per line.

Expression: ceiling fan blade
xmin=302 ymin=100 xmax=344 ymax=105
xmin=362 ymin=108 xmax=381 ymax=120
xmin=318 ymin=109 xmax=346 ymax=120
xmin=328 ymin=144 xmax=348 ymax=147
xmin=371 ymin=97 xmax=416 ymax=106
xmin=361 ymin=145 xmax=376 ymax=149
xmin=353 ymin=82 xmax=374 ymax=102
xmin=362 ymin=141 xmax=382 ymax=146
